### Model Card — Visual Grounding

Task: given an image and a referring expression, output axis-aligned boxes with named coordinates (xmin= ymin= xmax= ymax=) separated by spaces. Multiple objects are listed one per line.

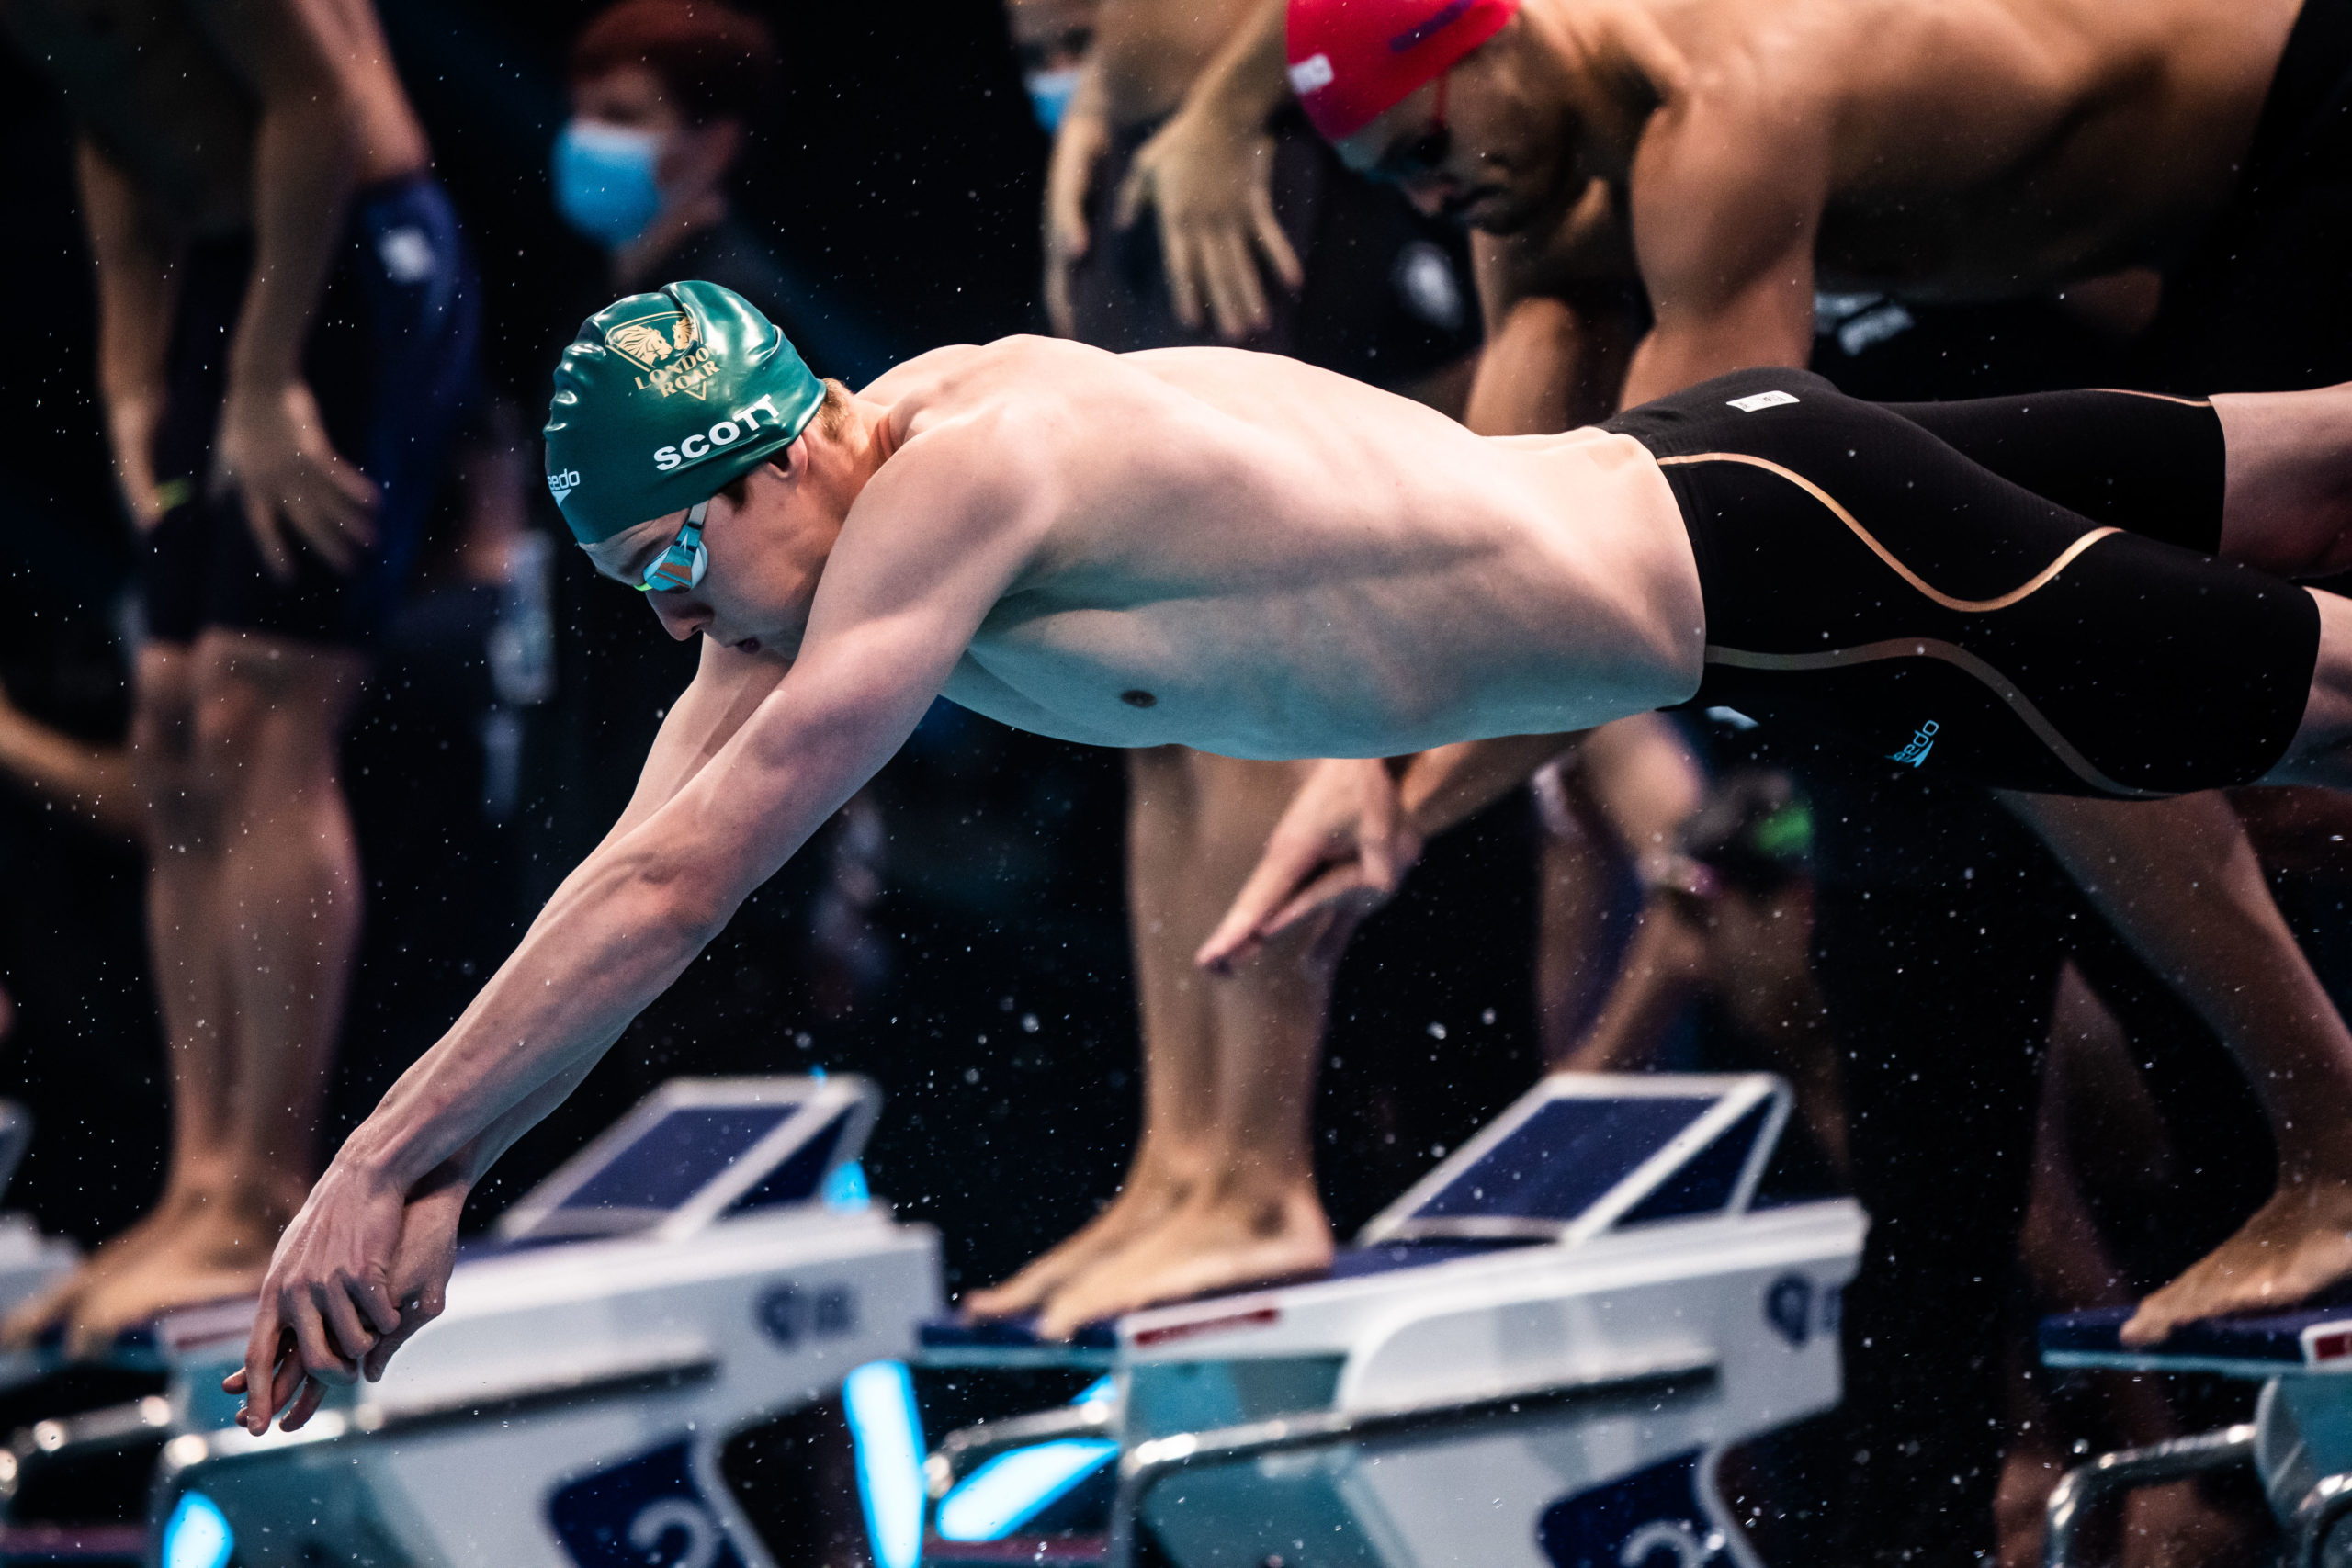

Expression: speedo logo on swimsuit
xmin=547 ymin=468 xmax=581 ymax=503
xmin=1888 ymin=719 xmax=1939 ymax=768
xmin=652 ymin=393 xmax=789 ymax=472
xmin=1726 ymin=390 xmax=1800 ymax=412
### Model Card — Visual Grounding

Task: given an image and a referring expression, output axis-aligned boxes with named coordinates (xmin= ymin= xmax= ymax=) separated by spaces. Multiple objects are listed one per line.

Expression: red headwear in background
xmin=1286 ymin=0 xmax=1521 ymax=141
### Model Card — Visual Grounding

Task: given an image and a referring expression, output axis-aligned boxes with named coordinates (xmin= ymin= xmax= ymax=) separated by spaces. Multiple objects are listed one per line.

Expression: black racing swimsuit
xmin=1602 ymin=367 xmax=2323 ymax=797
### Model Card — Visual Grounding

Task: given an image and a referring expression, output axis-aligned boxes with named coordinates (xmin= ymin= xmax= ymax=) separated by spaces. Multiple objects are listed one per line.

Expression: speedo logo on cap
xmin=1288 ymin=52 xmax=1335 ymax=93
xmin=548 ymin=468 xmax=580 ymax=503
xmin=652 ymin=393 xmax=789 ymax=472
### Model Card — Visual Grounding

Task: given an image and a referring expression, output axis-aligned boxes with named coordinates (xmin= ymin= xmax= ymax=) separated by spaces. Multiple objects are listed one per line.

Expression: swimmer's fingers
xmin=232 ymin=481 xmax=297 ymax=583
xmin=291 ymin=1282 xmax=360 ymax=1388
xmin=1155 ymin=197 xmax=1208 ymax=333
xmin=234 ymin=1305 xmax=294 ymax=1433
xmin=1304 ymin=905 xmax=1363 ymax=978
xmin=1046 ymin=111 xmax=1103 ymax=264
xmin=1199 ymin=223 xmax=1270 ymax=343
xmin=1045 ymin=257 xmax=1076 ymax=340
xmin=284 ymin=451 xmax=381 ymax=574
xmin=1262 ymin=855 xmax=1410 ymax=946
xmin=280 ymin=1375 xmax=330 ymax=1432
xmin=1247 ymin=177 xmax=1303 ymax=296
xmin=317 ymin=1275 xmax=392 ymax=1369
xmin=1197 ymin=830 xmax=1333 ymax=972
xmin=361 ymin=1285 xmax=441 ymax=1383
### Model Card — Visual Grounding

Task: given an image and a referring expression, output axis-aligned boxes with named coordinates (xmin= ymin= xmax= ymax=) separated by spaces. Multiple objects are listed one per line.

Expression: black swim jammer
xmin=1602 ymin=368 xmax=2323 ymax=797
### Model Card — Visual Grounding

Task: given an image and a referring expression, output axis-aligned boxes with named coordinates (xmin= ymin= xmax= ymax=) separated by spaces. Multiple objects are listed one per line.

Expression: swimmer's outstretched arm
xmin=2003 ymin=791 xmax=2352 ymax=1344
xmin=233 ymin=464 xmax=1035 ymax=1431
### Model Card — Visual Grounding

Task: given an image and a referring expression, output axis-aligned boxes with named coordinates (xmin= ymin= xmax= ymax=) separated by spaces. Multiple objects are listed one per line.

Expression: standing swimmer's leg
xmin=0 ymin=642 xmax=239 ymax=1349
xmin=2272 ymin=590 xmax=2352 ymax=787
xmin=60 ymin=629 xmax=368 ymax=1355
xmin=965 ymin=747 xmax=1227 ymax=1321
xmin=1033 ymin=752 xmax=1336 ymax=1339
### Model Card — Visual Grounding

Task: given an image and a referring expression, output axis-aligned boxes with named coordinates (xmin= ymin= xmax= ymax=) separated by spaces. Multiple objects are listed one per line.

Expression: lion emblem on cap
xmin=605 ymin=312 xmax=698 ymax=369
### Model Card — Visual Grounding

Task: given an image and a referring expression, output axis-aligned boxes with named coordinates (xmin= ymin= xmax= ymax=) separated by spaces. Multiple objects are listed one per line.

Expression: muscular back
xmin=1766 ymin=0 xmax=2292 ymax=291
xmin=3 ymin=0 xmax=426 ymax=231
xmin=1471 ymin=0 xmax=2296 ymax=395
xmin=854 ymin=338 xmax=1704 ymax=758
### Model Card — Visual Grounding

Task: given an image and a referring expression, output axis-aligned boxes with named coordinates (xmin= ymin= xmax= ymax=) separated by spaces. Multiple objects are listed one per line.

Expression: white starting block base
xmin=147 ymin=1076 xmax=942 ymax=1568
xmin=0 ymin=1103 xmax=81 ymax=1395
xmin=924 ymin=1073 xmax=1865 ymax=1568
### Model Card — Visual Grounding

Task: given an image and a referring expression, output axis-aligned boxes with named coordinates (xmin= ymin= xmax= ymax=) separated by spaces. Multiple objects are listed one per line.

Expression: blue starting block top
xmin=1362 ymin=1073 xmax=1794 ymax=1245
xmin=497 ymin=1075 xmax=878 ymax=1243
xmin=2041 ymin=1301 xmax=2352 ymax=1378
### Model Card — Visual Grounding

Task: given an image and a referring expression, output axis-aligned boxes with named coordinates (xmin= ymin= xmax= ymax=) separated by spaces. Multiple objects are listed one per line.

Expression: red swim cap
xmin=1287 ymin=0 xmax=1521 ymax=142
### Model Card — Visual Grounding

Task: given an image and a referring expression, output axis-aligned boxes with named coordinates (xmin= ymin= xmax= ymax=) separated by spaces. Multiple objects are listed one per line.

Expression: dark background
xmin=0 ymin=0 xmax=1543 ymax=1298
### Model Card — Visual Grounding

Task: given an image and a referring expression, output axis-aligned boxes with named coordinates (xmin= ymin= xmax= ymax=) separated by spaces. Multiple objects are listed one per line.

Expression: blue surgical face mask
xmin=553 ymin=119 xmax=663 ymax=247
xmin=1024 ymin=66 xmax=1082 ymax=133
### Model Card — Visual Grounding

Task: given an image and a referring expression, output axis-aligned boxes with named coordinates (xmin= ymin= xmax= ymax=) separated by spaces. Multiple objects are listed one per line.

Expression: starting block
xmin=0 ymin=1102 xmax=82 ymax=1395
xmin=921 ymin=1072 xmax=1866 ymax=1567
xmin=139 ymin=1075 xmax=941 ymax=1568
xmin=2041 ymin=1299 xmax=2352 ymax=1566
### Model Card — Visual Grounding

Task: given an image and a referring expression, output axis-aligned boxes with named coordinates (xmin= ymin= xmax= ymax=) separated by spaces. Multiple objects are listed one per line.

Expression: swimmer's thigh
xmin=1638 ymin=380 xmax=2320 ymax=795
xmin=1877 ymin=389 xmax=2226 ymax=547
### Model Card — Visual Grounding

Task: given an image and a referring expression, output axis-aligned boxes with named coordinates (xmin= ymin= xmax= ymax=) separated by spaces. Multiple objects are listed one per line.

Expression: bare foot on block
xmin=1034 ymin=1176 xmax=1332 ymax=1341
xmin=964 ymin=1145 xmax=1209 ymax=1322
xmin=0 ymin=1179 xmax=220 ymax=1350
xmin=62 ymin=1183 xmax=297 ymax=1359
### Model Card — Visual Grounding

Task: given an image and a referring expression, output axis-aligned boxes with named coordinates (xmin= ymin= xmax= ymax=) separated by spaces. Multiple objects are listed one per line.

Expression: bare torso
xmin=1768 ymin=0 xmax=2295 ymax=292
xmin=1089 ymin=0 xmax=1261 ymax=125
xmin=858 ymin=338 xmax=1702 ymax=758
xmin=1510 ymin=0 xmax=2296 ymax=300
xmin=2 ymin=0 xmax=426 ymax=233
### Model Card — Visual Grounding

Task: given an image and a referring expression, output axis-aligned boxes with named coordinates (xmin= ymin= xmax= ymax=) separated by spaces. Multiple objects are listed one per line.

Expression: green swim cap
xmin=543 ymin=279 xmax=826 ymax=544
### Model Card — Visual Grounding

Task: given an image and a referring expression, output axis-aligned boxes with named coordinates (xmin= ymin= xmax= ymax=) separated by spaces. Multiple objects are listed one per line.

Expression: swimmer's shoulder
xmin=867 ymin=336 xmax=1159 ymax=455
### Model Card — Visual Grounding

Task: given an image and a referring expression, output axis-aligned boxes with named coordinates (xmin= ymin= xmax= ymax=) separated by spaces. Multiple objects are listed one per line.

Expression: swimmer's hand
xmin=1114 ymin=104 xmax=1302 ymax=343
xmin=2120 ymin=1175 xmax=2352 ymax=1347
xmin=1044 ymin=100 xmax=1110 ymax=339
xmin=1197 ymin=756 xmax=1419 ymax=975
xmin=99 ymin=385 xmax=167 ymax=531
xmin=213 ymin=377 xmax=380 ymax=581
xmin=230 ymin=1159 xmax=466 ymax=1433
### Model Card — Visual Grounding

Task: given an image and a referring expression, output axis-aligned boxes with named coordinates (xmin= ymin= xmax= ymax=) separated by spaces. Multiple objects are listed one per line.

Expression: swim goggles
xmin=636 ymin=498 xmax=709 ymax=592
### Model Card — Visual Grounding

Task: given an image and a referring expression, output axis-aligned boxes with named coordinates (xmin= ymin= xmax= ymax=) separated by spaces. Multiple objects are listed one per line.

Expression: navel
xmin=1120 ymin=689 xmax=1158 ymax=709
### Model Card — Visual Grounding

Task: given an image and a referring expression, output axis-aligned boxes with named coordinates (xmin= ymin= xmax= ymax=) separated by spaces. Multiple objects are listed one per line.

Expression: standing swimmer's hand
xmin=1114 ymin=106 xmax=1301 ymax=343
xmin=1196 ymin=757 xmax=1420 ymax=974
xmin=213 ymin=377 xmax=379 ymax=580
xmin=100 ymin=386 xmax=169 ymax=531
xmin=1044 ymin=107 xmax=1111 ymax=338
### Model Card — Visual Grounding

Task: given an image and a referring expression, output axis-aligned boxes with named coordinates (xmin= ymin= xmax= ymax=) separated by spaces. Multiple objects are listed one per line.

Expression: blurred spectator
xmin=0 ymin=0 xmax=478 ymax=1355
xmin=555 ymin=0 xmax=881 ymax=379
xmin=1006 ymin=0 xmax=1097 ymax=131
